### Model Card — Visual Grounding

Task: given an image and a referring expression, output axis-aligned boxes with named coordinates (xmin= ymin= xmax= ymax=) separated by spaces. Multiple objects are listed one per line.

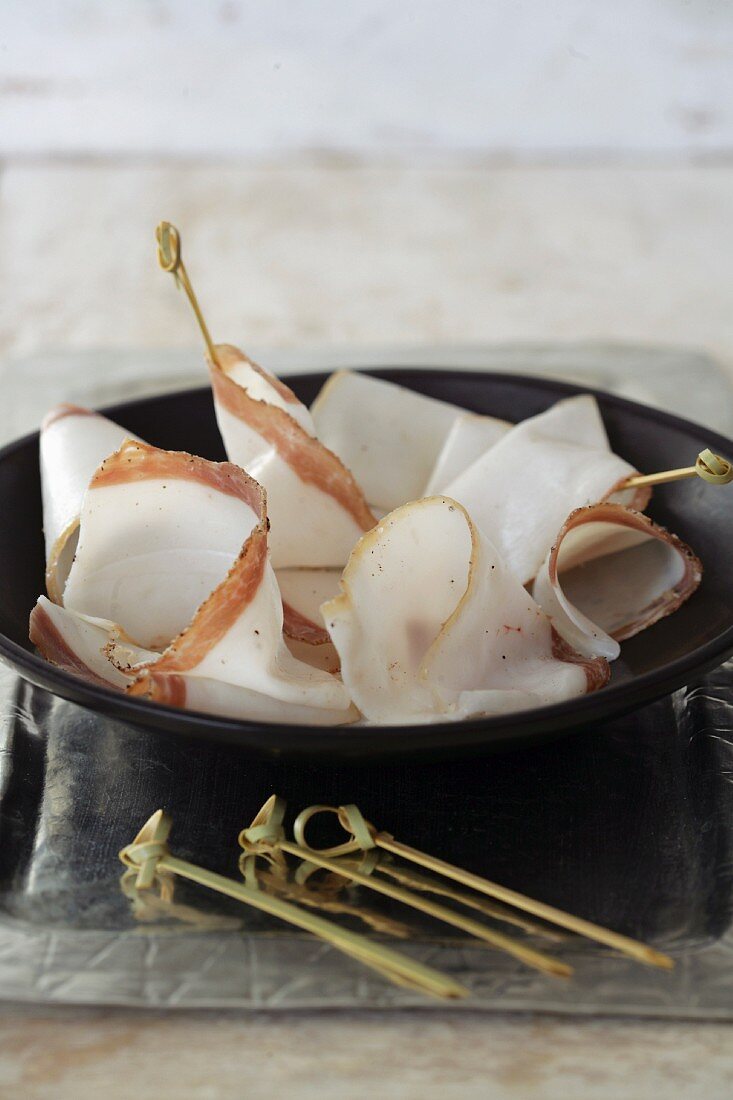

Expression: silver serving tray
xmin=0 ymin=660 xmax=732 ymax=1015
xmin=0 ymin=344 xmax=731 ymax=1014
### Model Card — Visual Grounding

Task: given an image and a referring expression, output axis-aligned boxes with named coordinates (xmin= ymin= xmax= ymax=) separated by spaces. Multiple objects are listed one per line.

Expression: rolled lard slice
xmin=209 ymin=345 xmax=376 ymax=568
xmin=311 ymin=370 xmax=507 ymax=511
xmin=532 ymin=503 xmax=703 ymax=660
xmin=33 ymin=440 xmax=355 ymax=725
xmin=322 ymin=497 xmax=609 ymax=725
xmin=41 ymin=404 xmax=142 ymax=603
xmin=126 ymin=535 xmax=356 ymax=724
xmin=30 ymin=593 xmax=352 ymax=724
xmin=442 ymin=395 xmax=650 ymax=586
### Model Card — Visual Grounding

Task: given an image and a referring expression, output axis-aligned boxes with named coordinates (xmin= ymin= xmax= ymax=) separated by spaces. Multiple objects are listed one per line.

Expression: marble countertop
xmin=1 ymin=160 xmax=732 ymax=1098
xmin=0 ymin=1004 xmax=731 ymax=1100
xmin=1 ymin=162 xmax=732 ymax=379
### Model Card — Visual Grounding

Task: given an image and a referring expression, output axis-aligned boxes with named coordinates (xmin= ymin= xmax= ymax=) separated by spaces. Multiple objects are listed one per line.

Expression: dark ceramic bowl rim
xmin=2 ymin=368 xmax=733 ymax=757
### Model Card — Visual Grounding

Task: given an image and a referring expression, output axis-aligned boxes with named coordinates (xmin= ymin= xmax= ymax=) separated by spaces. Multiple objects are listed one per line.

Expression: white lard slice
xmin=209 ymin=346 xmax=376 ymax=568
xmin=442 ymin=395 xmax=649 ymax=585
xmin=40 ymin=404 xmax=142 ymax=602
xmin=531 ymin=503 xmax=703 ymax=660
xmin=311 ymin=370 xmax=505 ymax=511
xmin=32 ymin=440 xmax=356 ymax=726
xmin=322 ymin=497 xmax=609 ymax=725
xmin=424 ymin=412 xmax=510 ymax=494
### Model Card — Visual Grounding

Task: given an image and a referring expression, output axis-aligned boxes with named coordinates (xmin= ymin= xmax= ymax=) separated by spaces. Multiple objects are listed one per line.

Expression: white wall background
xmin=2 ymin=0 xmax=733 ymax=160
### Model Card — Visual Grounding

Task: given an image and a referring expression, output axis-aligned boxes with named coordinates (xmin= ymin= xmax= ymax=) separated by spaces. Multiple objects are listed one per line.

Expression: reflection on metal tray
xmin=0 ymin=660 xmax=732 ymax=1016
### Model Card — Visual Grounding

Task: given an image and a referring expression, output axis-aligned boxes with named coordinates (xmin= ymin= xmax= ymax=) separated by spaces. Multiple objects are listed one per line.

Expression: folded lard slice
xmin=209 ymin=346 xmax=376 ymax=568
xmin=311 ymin=371 xmax=508 ymax=511
xmin=124 ymin=548 xmax=356 ymax=724
xmin=442 ymin=396 xmax=650 ymax=586
xmin=32 ymin=440 xmax=355 ymax=725
xmin=40 ymin=404 xmax=142 ymax=603
xmin=322 ymin=497 xmax=609 ymax=725
xmin=424 ymin=412 xmax=510 ymax=495
xmin=531 ymin=503 xmax=702 ymax=660
xmin=30 ymin=596 xmax=157 ymax=689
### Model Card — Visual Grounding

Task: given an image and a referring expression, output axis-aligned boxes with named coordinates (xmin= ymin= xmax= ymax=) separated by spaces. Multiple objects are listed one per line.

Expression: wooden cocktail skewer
xmin=298 ymin=847 xmax=564 ymax=941
xmin=621 ymin=448 xmax=733 ymax=490
xmin=362 ymin=856 xmax=567 ymax=942
xmin=155 ymin=216 xmax=725 ymax=503
xmin=240 ymin=798 xmax=572 ymax=979
xmin=155 ymin=221 xmax=220 ymax=366
xmin=293 ymin=803 xmax=674 ymax=971
xmin=119 ymin=810 xmax=468 ymax=1000
xmin=291 ymin=853 xmax=563 ymax=940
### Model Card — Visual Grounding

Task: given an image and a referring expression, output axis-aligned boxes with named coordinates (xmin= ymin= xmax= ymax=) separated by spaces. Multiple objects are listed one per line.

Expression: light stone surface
xmin=0 ymin=1004 xmax=732 ymax=1100
xmin=3 ymin=1 xmax=733 ymax=158
xmin=1 ymin=159 xmax=733 ymax=1096
xmin=1 ymin=163 xmax=732 ymax=383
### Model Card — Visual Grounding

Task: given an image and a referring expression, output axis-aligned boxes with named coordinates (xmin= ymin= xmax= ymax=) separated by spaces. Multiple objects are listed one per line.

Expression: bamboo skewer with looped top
xmin=292 ymin=802 xmax=675 ymax=972
xmin=621 ymin=448 xmax=733 ymax=490
xmin=156 ymin=221 xmax=220 ymax=367
xmin=119 ymin=809 xmax=468 ymax=1000
xmin=240 ymin=797 xmax=573 ymax=980
xmin=154 ymin=218 xmax=731 ymax=497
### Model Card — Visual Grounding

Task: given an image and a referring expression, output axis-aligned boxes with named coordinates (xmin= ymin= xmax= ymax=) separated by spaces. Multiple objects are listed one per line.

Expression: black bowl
xmin=1 ymin=368 xmax=732 ymax=760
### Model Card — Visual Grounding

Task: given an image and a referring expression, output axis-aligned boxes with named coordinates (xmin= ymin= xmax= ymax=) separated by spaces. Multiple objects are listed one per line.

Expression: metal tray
xmin=0 ymin=658 xmax=732 ymax=1016
xmin=0 ymin=343 xmax=731 ymax=1015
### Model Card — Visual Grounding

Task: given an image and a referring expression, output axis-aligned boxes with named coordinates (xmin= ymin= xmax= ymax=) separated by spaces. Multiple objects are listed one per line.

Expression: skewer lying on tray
xmin=119 ymin=796 xmax=674 ymax=1001
xmin=120 ymin=809 xmax=468 ymax=1000
xmin=290 ymin=800 xmax=673 ymax=970
xmin=240 ymin=800 xmax=572 ymax=979
xmin=250 ymin=797 xmax=674 ymax=972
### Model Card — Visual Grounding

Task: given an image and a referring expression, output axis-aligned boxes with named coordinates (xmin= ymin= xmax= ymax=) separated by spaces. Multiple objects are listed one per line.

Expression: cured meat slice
xmin=63 ymin=441 xmax=261 ymax=648
xmin=311 ymin=370 xmax=507 ymax=511
xmin=322 ymin=497 xmax=609 ymax=725
xmin=209 ymin=345 xmax=376 ymax=568
xmin=277 ymin=567 xmax=342 ymax=672
xmin=29 ymin=596 xmax=155 ymax=690
xmin=40 ymin=404 xmax=142 ymax=603
xmin=532 ymin=503 xmax=703 ymax=660
xmin=33 ymin=440 xmax=356 ymax=726
xmin=424 ymin=412 xmax=510 ymax=494
xmin=442 ymin=395 xmax=650 ymax=585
